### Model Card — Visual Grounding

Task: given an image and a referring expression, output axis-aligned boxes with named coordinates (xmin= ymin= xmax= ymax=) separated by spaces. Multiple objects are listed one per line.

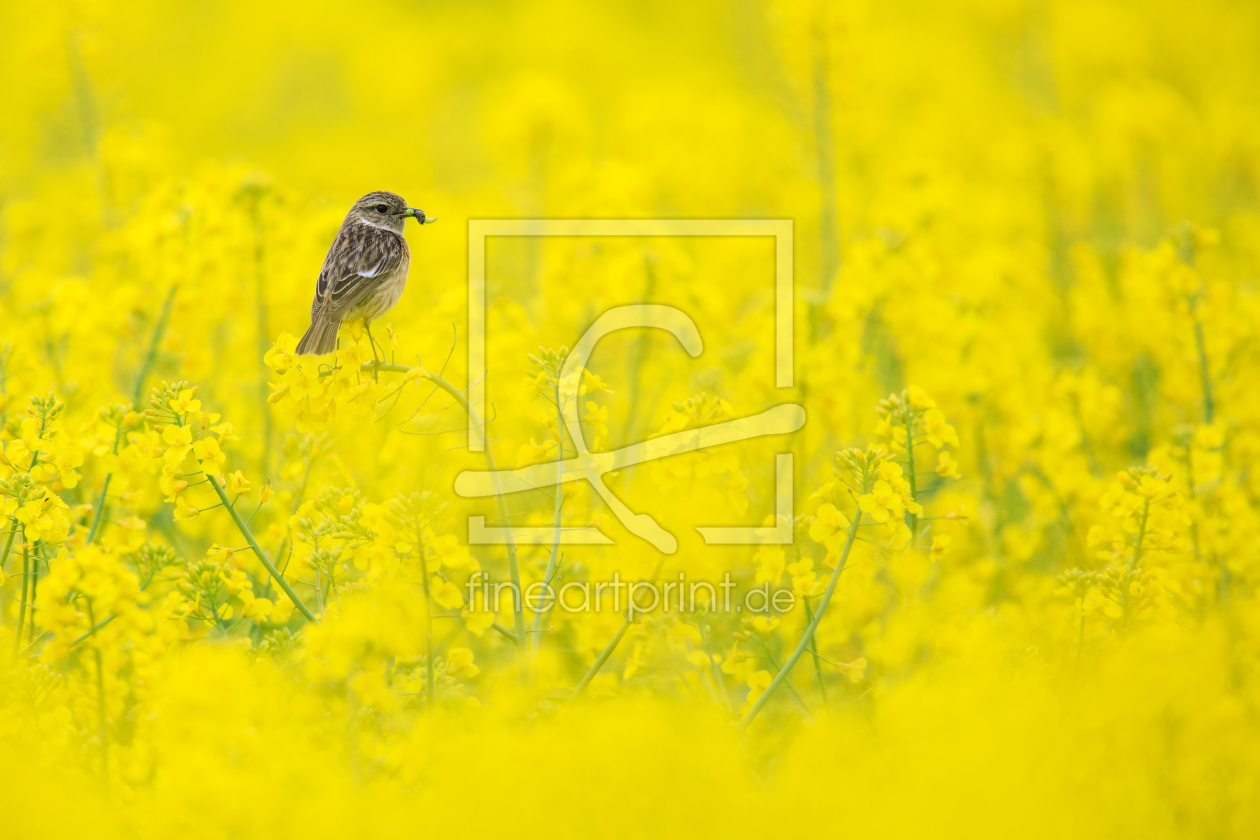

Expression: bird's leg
xmin=365 ymin=320 xmax=381 ymax=381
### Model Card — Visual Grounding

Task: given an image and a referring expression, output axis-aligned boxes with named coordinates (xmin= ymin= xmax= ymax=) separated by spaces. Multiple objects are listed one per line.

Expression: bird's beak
xmin=403 ymin=208 xmax=434 ymax=225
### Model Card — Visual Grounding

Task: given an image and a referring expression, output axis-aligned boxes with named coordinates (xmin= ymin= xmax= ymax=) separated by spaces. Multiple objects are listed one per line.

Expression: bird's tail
xmin=296 ymin=317 xmax=341 ymax=356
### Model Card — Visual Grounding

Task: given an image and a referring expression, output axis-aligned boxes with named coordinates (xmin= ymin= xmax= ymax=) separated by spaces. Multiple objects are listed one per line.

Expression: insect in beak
xmin=403 ymin=208 xmax=434 ymax=225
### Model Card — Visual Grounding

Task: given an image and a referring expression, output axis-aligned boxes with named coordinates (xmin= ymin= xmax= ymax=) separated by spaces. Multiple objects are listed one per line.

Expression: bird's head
xmin=349 ymin=191 xmax=435 ymax=233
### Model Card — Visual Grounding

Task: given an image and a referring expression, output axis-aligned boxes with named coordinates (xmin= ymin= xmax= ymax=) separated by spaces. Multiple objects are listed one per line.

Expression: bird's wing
xmin=315 ymin=224 xmax=405 ymax=320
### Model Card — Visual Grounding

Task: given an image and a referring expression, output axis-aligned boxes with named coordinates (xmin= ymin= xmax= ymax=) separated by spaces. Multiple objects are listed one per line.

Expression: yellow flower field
xmin=3 ymin=0 xmax=1260 ymax=836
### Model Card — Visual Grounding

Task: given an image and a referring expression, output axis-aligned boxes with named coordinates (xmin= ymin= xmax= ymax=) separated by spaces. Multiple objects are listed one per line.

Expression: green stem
xmin=1183 ymin=447 xmax=1202 ymax=564
xmin=530 ymin=380 xmax=566 ymax=661
xmin=208 ymin=596 xmax=227 ymax=633
xmin=22 ymin=413 xmax=49 ymax=477
xmin=1070 ymin=395 xmax=1103 ymax=477
xmin=567 ymin=559 xmax=663 ymax=703
xmin=85 ymin=473 xmax=112 ymax=544
xmin=0 ymin=516 xmax=16 ymax=573
xmin=26 ymin=554 xmax=39 ymax=647
xmin=367 ymin=362 xmax=526 ymax=650
xmin=454 ymin=581 xmax=519 ymax=644
xmin=207 ymin=474 xmax=316 ymax=622
xmin=567 ymin=614 xmax=632 ymax=703
xmin=1129 ymin=498 xmax=1150 ymax=571
xmin=86 ymin=600 xmax=109 ymax=777
xmin=19 ymin=629 xmax=50 ymax=656
xmin=276 ymin=458 xmax=315 ymax=576
xmin=802 ymin=597 xmax=829 ymax=706
xmin=904 ymin=415 xmax=918 ymax=540
xmin=759 ymin=639 xmax=815 ymax=720
xmin=73 ymin=614 xmax=114 ymax=646
xmin=704 ymin=647 xmax=734 ymax=713
xmin=86 ymin=422 xmax=125 ymax=545
xmin=13 ymin=543 xmax=30 ymax=662
xmin=134 ymin=285 xmax=177 ymax=405
xmin=70 ymin=549 xmax=167 ymax=648
xmin=741 ymin=509 xmax=862 ymax=728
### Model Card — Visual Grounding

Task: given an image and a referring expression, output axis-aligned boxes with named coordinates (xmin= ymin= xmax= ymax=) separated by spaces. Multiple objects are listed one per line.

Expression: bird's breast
xmin=352 ymin=257 xmax=409 ymax=323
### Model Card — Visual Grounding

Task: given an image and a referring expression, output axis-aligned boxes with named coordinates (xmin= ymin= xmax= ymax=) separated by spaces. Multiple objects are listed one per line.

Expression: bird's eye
xmin=375 ymin=204 xmax=389 ymax=213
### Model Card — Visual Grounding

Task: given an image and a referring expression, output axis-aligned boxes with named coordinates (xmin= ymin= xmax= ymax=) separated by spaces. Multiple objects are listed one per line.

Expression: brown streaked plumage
xmin=296 ymin=191 xmax=434 ymax=357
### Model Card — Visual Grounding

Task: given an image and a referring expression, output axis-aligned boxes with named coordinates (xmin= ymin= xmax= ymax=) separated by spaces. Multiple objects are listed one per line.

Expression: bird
xmin=295 ymin=191 xmax=434 ymax=362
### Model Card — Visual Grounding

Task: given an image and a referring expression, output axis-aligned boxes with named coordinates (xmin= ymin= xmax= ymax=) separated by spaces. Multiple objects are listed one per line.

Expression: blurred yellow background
xmin=3 ymin=1 xmax=1260 ymax=837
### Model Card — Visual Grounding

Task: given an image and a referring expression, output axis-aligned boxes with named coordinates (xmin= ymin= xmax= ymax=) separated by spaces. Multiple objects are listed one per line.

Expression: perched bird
xmin=296 ymin=191 xmax=434 ymax=359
